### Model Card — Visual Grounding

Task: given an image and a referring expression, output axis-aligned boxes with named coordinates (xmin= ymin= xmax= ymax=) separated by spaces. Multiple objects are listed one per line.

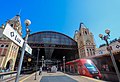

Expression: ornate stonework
xmin=0 ymin=15 xmax=22 ymax=70
xmin=74 ymin=23 xmax=96 ymax=58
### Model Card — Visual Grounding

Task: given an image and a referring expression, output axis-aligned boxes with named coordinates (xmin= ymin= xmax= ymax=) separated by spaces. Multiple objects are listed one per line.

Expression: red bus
xmin=65 ymin=59 xmax=102 ymax=79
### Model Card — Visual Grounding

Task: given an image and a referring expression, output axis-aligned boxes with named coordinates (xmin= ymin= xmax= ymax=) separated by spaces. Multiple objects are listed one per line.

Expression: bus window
xmin=84 ymin=63 xmax=98 ymax=72
xmin=74 ymin=62 xmax=78 ymax=73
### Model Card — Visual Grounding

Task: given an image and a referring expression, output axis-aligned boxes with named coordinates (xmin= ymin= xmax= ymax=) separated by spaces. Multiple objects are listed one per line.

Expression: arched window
xmin=10 ymin=24 xmax=13 ymax=27
xmin=1 ymin=44 xmax=4 ymax=48
xmin=80 ymin=33 xmax=81 ymax=36
xmin=5 ymin=45 xmax=8 ymax=47
xmin=87 ymin=49 xmax=89 ymax=51
xmin=85 ymin=31 xmax=87 ymax=35
xmin=86 ymin=40 xmax=91 ymax=46
xmin=89 ymin=43 xmax=91 ymax=45
xmin=90 ymin=49 xmax=92 ymax=55
xmin=92 ymin=49 xmax=95 ymax=55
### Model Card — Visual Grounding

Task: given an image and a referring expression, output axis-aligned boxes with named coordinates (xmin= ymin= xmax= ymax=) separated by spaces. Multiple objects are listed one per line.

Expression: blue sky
xmin=0 ymin=0 xmax=120 ymax=47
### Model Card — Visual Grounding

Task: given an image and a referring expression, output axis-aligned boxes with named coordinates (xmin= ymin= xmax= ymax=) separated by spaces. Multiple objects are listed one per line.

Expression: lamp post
xmin=57 ymin=60 xmax=58 ymax=70
xmin=34 ymin=48 xmax=40 ymax=80
xmin=63 ymin=56 xmax=65 ymax=73
xmin=99 ymin=29 xmax=120 ymax=82
xmin=15 ymin=19 xmax=31 ymax=82
xmin=42 ymin=56 xmax=44 ymax=69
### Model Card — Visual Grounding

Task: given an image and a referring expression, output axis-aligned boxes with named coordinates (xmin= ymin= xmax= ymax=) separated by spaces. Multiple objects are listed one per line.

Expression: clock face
xmin=28 ymin=58 xmax=31 ymax=62
xmin=79 ymin=41 xmax=83 ymax=46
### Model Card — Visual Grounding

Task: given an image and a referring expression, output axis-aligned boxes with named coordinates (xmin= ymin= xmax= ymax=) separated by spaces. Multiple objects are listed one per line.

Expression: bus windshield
xmin=84 ymin=63 xmax=98 ymax=72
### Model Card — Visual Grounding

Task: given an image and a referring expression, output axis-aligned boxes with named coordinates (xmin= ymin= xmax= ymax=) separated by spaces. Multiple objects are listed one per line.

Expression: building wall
xmin=0 ymin=40 xmax=19 ymax=70
xmin=0 ymin=40 xmax=9 ymax=67
xmin=0 ymin=15 xmax=22 ymax=71
xmin=95 ymin=41 xmax=120 ymax=56
xmin=94 ymin=40 xmax=120 ymax=71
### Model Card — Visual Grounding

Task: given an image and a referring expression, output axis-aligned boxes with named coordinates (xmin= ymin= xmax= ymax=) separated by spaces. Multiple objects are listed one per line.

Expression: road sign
xmin=3 ymin=24 xmax=24 ymax=47
xmin=25 ymin=44 xmax=32 ymax=54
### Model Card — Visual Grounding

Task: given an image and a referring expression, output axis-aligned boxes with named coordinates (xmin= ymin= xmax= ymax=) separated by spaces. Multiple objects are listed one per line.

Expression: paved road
xmin=8 ymin=72 xmax=107 ymax=82
xmin=40 ymin=75 xmax=77 ymax=82
xmin=40 ymin=72 xmax=106 ymax=82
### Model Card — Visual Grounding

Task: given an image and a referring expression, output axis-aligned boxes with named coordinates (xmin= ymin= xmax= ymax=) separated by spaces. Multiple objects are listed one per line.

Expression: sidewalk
xmin=21 ymin=72 xmax=42 ymax=82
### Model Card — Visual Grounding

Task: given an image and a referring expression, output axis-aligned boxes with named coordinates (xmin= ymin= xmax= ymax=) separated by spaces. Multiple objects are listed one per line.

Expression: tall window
xmin=85 ymin=31 xmax=87 ymax=35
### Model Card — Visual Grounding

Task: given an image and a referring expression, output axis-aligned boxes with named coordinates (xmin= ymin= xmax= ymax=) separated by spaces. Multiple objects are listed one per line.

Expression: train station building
xmin=0 ymin=15 xmax=97 ymax=71
xmin=20 ymin=22 xmax=97 ymax=70
xmin=0 ymin=15 xmax=22 ymax=71
xmin=24 ymin=31 xmax=78 ymax=69
xmin=0 ymin=15 xmax=120 ymax=82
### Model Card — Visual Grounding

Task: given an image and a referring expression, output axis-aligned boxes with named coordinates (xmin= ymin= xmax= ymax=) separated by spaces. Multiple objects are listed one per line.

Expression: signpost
xmin=3 ymin=24 xmax=24 ymax=47
xmin=3 ymin=19 xmax=32 ymax=82
xmin=3 ymin=23 xmax=32 ymax=54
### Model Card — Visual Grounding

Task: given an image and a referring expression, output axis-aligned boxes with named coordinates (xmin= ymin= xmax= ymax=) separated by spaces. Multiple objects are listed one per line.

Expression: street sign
xmin=3 ymin=24 xmax=24 ymax=47
xmin=25 ymin=44 xmax=32 ymax=54
xmin=3 ymin=24 xmax=32 ymax=54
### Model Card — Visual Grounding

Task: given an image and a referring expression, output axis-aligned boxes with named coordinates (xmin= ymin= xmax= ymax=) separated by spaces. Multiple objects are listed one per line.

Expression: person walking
xmin=39 ymin=67 xmax=42 ymax=75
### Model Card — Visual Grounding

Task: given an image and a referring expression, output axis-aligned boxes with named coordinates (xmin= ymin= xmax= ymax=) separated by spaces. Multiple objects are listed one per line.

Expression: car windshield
xmin=84 ymin=63 xmax=98 ymax=72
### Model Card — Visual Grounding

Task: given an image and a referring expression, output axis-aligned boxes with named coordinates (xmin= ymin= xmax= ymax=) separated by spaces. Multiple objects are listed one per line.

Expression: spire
xmin=73 ymin=30 xmax=78 ymax=39
xmin=18 ymin=9 xmax=21 ymax=16
xmin=7 ymin=14 xmax=22 ymax=35
xmin=10 ymin=15 xmax=21 ymax=26
xmin=79 ymin=22 xmax=87 ymax=30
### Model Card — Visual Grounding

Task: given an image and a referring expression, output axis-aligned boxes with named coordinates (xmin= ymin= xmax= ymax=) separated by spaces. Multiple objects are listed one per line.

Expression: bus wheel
xmin=95 ymin=76 xmax=100 ymax=79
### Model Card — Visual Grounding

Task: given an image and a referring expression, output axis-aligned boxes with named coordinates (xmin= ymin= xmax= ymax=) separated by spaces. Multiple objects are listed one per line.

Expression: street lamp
xmin=1 ymin=24 xmax=5 ymax=29
xmin=99 ymin=29 xmax=120 ymax=82
xmin=34 ymin=48 xmax=40 ymax=80
xmin=15 ymin=19 xmax=31 ymax=82
xmin=28 ymin=58 xmax=32 ymax=62
xmin=27 ymin=58 xmax=32 ymax=68
xmin=42 ymin=56 xmax=44 ymax=69
xmin=63 ymin=56 xmax=65 ymax=73
xmin=57 ymin=60 xmax=58 ymax=70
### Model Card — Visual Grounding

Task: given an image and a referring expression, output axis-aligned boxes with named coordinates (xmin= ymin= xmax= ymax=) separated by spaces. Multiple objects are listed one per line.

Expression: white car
xmin=51 ymin=66 xmax=57 ymax=73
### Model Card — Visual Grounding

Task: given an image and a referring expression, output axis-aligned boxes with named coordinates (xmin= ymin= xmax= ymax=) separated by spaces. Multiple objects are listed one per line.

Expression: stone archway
xmin=6 ymin=59 xmax=13 ymax=71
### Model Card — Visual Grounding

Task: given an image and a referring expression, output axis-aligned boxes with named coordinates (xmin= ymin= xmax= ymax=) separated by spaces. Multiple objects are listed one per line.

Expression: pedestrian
xmin=47 ymin=67 xmax=49 ymax=72
xmin=60 ymin=66 xmax=62 ymax=71
xmin=39 ymin=67 xmax=42 ymax=75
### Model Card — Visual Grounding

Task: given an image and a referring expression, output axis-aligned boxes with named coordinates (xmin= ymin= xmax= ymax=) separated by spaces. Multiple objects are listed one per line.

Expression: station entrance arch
xmin=27 ymin=31 xmax=78 ymax=68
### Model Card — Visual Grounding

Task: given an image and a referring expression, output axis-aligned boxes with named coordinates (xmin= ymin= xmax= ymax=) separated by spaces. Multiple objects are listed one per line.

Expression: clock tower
xmin=74 ymin=23 xmax=96 ymax=58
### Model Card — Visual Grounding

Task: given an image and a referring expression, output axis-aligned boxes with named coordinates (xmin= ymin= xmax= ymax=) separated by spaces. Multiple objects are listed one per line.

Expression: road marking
xmin=19 ymin=73 xmax=35 ymax=82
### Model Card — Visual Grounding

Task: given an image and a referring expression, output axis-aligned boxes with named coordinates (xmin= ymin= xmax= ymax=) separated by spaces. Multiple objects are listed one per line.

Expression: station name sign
xmin=3 ymin=24 xmax=24 ymax=47
xmin=25 ymin=44 xmax=32 ymax=54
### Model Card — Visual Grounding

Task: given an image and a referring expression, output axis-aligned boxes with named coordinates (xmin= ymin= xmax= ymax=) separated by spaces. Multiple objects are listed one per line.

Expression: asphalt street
xmin=40 ymin=75 xmax=77 ymax=82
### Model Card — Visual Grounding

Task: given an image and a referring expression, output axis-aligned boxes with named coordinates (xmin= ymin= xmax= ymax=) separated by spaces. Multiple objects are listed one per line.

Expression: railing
xmin=0 ymin=71 xmax=17 ymax=82
xmin=0 ymin=71 xmax=17 ymax=76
